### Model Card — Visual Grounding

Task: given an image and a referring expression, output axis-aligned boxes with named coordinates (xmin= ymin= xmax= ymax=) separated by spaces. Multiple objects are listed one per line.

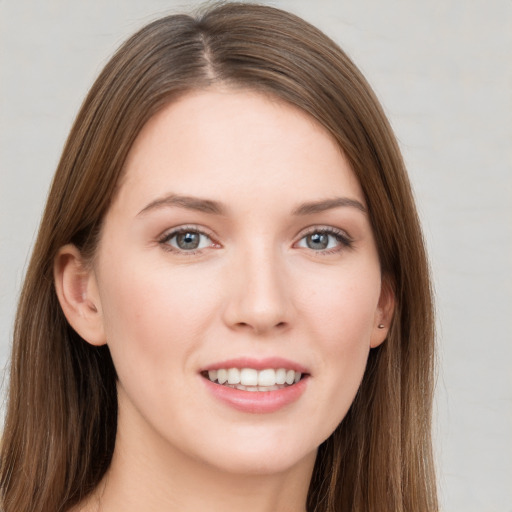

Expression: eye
xmin=296 ymin=228 xmax=352 ymax=252
xmin=160 ymin=228 xmax=215 ymax=253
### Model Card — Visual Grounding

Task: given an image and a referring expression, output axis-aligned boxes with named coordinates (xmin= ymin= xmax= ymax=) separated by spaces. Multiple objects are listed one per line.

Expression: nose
xmin=222 ymin=246 xmax=292 ymax=335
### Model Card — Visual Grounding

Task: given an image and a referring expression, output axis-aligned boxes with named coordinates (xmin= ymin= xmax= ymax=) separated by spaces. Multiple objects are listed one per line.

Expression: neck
xmin=79 ymin=395 xmax=316 ymax=512
xmin=92 ymin=437 xmax=314 ymax=512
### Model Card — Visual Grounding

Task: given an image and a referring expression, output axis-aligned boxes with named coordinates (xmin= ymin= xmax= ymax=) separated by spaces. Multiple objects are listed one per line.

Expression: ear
xmin=370 ymin=276 xmax=395 ymax=349
xmin=54 ymin=244 xmax=106 ymax=346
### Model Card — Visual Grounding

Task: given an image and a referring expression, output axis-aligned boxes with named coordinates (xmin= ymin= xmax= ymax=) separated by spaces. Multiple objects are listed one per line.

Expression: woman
xmin=0 ymin=3 xmax=437 ymax=511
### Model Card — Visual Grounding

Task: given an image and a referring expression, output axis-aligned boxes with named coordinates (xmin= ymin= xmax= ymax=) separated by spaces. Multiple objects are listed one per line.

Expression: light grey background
xmin=1 ymin=1 xmax=511 ymax=510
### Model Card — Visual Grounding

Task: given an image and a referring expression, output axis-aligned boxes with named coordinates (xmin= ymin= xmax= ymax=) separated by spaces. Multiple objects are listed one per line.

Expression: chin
xmin=191 ymin=429 xmax=320 ymax=477
xmin=207 ymin=447 xmax=317 ymax=477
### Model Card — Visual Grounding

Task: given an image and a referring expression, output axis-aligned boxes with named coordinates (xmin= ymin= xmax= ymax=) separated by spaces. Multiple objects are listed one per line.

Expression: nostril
xmin=232 ymin=320 xmax=288 ymax=334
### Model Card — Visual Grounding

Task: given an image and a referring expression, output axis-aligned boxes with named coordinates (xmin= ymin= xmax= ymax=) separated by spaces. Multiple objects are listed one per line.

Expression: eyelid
xmin=156 ymin=224 xmax=353 ymax=255
xmin=158 ymin=224 xmax=220 ymax=254
xmin=294 ymin=225 xmax=354 ymax=253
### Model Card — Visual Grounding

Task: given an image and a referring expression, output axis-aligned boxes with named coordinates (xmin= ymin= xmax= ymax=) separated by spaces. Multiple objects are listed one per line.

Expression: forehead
xmin=115 ymin=87 xmax=364 ymax=213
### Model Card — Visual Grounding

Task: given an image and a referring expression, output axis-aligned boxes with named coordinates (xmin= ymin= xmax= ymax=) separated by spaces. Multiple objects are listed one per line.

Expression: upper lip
xmin=200 ymin=357 xmax=309 ymax=374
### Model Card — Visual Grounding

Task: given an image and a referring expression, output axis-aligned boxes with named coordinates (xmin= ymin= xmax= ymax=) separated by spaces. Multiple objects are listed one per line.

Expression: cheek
xmin=300 ymin=263 xmax=381 ymax=430
xmin=301 ymin=262 xmax=381 ymax=347
xmin=96 ymin=256 xmax=219 ymax=372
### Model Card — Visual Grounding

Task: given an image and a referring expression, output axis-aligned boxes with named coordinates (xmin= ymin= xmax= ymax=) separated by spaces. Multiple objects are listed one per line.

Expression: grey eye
xmin=164 ymin=230 xmax=212 ymax=251
xmin=296 ymin=227 xmax=352 ymax=252
xmin=298 ymin=231 xmax=344 ymax=251
xmin=176 ymin=231 xmax=201 ymax=250
xmin=306 ymin=233 xmax=329 ymax=250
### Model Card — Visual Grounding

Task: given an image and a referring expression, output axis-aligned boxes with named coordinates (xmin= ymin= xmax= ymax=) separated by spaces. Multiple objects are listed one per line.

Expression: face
xmin=85 ymin=88 xmax=391 ymax=475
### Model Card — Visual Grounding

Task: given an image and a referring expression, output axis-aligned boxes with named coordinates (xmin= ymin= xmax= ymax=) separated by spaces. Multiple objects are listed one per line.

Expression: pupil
xmin=177 ymin=232 xmax=200 ymax=250
xmin=307 ymin=233 xmax=328 ymax=250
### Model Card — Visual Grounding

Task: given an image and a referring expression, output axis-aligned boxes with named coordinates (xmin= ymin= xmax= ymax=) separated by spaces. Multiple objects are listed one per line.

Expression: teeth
xmin=227 ymin=368 xmax=240 ymax=384
xmin=240 ymin=368 xmax=258 ymax=386
xmin=206 ymin=367 xmax=303 ymax=389
xmin=217 ymin=369 xmax=228 ymax=384
xmin=275 ymin=368 xmax=287 ymax=385
xmin=258 ymin=368 xmax=275 ymax=386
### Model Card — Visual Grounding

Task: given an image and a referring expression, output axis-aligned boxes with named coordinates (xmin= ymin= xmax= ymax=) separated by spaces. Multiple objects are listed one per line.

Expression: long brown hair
xmin=0 ymin=3 xmax=437 ymax=511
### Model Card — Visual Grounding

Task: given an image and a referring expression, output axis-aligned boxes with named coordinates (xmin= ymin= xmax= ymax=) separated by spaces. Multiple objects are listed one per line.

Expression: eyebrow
xmin=137 ymin=193 xmax=366 ymax=217
xmin=137 ymin=194 xmax=225 ymax=216
xmin=292 ymin=197 xmax=367 ymax=215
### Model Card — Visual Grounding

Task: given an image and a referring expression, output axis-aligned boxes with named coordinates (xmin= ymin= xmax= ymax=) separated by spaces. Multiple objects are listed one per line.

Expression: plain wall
xmin=1 ymin=1 xmax=511 ymax=510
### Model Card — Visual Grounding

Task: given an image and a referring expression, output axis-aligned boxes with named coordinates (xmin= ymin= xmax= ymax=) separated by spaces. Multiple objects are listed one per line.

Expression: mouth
xmin=201 ymin=367 xmax=306 ymax=392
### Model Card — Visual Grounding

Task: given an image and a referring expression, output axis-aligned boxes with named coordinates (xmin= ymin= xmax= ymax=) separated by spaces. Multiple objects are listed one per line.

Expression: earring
xmin=378 ymin=324 xmax=385 ymax=329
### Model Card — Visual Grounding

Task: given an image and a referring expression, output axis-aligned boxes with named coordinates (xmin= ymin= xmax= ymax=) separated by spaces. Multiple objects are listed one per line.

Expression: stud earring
xmin=378 ymin=324 xmax=385 ymax=329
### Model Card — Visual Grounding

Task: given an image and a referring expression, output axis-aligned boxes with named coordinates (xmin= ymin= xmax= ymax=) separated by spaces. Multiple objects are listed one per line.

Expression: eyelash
xmin=158 ymin=225 xmax=353 ymax=255
xmin=158 ymin=225 xmax=218 ymax=255
xmin=295 ymin=226 xmax=354 ymax=255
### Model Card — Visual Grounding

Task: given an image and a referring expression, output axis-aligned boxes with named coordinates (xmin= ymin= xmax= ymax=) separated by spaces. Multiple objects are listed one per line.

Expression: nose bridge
xmin=224 ymin=240 xmax=290 ymax=334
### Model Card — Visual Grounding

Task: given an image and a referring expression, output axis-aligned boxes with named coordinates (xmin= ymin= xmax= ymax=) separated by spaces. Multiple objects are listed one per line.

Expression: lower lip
xmin=202 ymin=376 xmax=308 ymax=414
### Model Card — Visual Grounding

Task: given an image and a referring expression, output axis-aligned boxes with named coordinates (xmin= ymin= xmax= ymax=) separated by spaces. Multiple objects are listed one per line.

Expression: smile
xmin=204 ymin=368 xmax=302 ymax=391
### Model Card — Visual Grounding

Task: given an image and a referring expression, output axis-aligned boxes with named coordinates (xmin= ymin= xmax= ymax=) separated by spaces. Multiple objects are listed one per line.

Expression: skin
xmin=55 ymin=88 xmax=394 ymax=512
